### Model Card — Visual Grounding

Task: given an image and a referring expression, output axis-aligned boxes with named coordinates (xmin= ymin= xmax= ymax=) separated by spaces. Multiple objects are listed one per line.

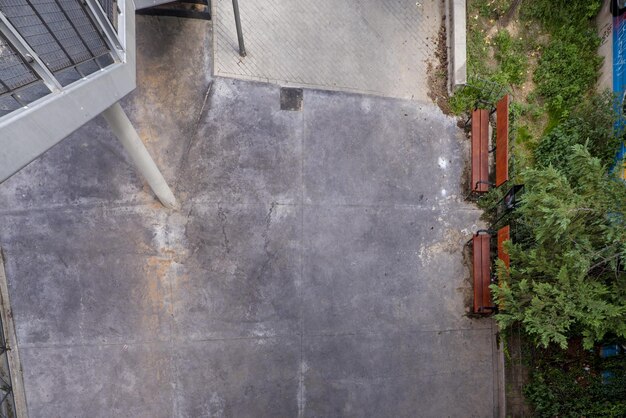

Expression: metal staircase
xmin=0 ymin=0 xmax=178 ymax=208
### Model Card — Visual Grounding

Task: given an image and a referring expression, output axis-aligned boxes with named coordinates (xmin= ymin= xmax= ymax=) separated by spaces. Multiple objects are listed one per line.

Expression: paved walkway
xmin=213 ymin=0 xmax=441 ymax=100
xmin=0 ymin=15 xmax=498 ymax=418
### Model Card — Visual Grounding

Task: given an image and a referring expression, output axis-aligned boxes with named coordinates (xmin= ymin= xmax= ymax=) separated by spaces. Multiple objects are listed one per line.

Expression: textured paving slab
xmin=0 ymin=16 xmax=498 ymax=418
xmin=213 ymin=0 xmax=441 ymax=100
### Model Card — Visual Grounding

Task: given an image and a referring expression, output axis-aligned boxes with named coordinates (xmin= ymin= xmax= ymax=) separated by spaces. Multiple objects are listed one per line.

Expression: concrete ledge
xmin=133 ymin=0 xmax=174 ymax=9
xmin=446 ymin=0 xmax=467 ymax=94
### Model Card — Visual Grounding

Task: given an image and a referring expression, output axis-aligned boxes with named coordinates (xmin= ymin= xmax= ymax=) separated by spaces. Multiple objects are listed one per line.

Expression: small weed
xmin=516 ymin=125 xmax=533 ymax=145
xmin=467 ymin=23 xmax=491 ymax=76
xmin=493 ymin=30 xmax=528 ymax=86
xmin=470 ymin=0 xmax=511 ymax=20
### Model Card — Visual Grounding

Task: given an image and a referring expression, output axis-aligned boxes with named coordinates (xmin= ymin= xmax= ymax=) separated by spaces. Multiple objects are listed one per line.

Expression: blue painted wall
xmin=613 ymin=14 xmax=626 ymax=177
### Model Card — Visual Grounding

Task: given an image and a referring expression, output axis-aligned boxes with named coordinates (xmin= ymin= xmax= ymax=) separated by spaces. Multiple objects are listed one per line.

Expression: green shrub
xmin=521 ymin=0 xmax=602 ymax=33
xmin=525 ymin=368 xmax=626 ymax=417
xmin=533 ymin=30 xmax=602 ymax=116
xmin=534 ymin=92 xmax=621 ymax=170
xmin=492 ymin=145 xmax=626 ymax=350
xmin=524 ymin=345 xmax=626 ymax=417
xmin=449 ymin=87 xmax=480 ymax=114
xmin=449 ymin=77 xmax=508 ymax=114
xmin=520 ymin=0 xmax=603 ymax=115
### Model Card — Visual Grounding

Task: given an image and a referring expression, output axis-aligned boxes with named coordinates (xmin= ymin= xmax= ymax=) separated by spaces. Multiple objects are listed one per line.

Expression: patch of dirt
xmin=427 ymin=18 xmax=452 ymax=115
xmin=504 ymin=17 xmax=521 ymax=37
xmin=419 ymin=228 xmax=471 ymax=265
xmin=501 ymin=0 xmax=523 ymax=26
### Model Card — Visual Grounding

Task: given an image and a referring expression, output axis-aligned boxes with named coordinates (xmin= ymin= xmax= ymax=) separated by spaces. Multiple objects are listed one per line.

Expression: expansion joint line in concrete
xmin=298 ymin=102 xmax=305 ymax=418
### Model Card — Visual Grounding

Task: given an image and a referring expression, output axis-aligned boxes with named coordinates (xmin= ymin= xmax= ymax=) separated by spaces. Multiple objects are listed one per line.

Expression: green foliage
xmin=525 ymin=368 xmax=626 ymax=417
xmin=535 ymin=92 xmax=622 ymax=171
xmin=467 ymin=0 xmax=624 ymax=413
xmin=510 ymin=101 xmax=544 ymax=122
xmin=456 ymin=0 xmax=603 ymax=116
xmin=477 ymin=186 xmax=504 ymax=213
xmin=449 ymin=90 xmax=476 ymax=114
xmin=467 ymin=23 xmax=490 ymax=76
xmin=450 ymin=28 xmax=526 ymax=114
xmin=493 ymin=145 xmax=626 ymax=349
xmin=521 ymin=0 xmax=602 ymax=33
xmin=449 ymin=22 xmax=493 ymax=114
xmin=449 ymin=77 xmax=508 ymax=114
xmin=470 ymin=0 xmax=511 ymax=20
xmin=493 ymin=30 xmax=528 ymax=86
xmin=450 ymin=11 xmax=525 ymax=114
xmin=521 ymin=0 xmax=603 ymax=116
xmin=533 ymin=30 xmax=602 ymax=116
xmin=524 ymin=345 xmax=626 ymax=417
xmin=515 ymin=125 xmax=533 ymax=146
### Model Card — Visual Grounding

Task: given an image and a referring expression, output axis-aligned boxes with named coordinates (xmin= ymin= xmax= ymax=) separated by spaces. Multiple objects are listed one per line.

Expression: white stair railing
xmin=0 ymin=0 xmax=178 ymax=209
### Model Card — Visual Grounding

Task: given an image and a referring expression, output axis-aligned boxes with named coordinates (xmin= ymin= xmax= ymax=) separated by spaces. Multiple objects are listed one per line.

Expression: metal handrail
xmin=0 ymin=0 xmax=135 ymax=183
xmin=0 ymin=0 xmax=178 ymax=209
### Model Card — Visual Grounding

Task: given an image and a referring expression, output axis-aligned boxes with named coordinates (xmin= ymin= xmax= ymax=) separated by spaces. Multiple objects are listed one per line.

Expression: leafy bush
xmin=521 ymin=0 xmax=602 ymax=33
xmin=526 ymin=368 xmax=626 ymax=417
xmin=533 ymin=30 xmax=602 ymax=116
xmin=493 ymin=145 xmax=626 ymax=350
xmin=534 ymin=92 xmax=622 ymax=171
xmin=449 ymin=77 xmax=508 ymax=114
xmin=521 ymin=0 xmax=603 ymax=115
xmin=524 ymin=344 xmax=626 ymax=417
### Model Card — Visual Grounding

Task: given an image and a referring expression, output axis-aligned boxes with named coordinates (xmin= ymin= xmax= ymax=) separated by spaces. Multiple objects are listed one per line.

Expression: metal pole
xmin=232 ymin=0 xmax=246 ymax=57
xmin=102 ymin=102 xmax=179 ymax=210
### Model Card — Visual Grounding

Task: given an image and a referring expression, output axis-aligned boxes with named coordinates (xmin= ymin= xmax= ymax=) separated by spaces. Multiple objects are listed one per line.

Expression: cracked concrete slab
xmin=174 ymin=202 xmax=302 ymax=340
xmin=177 ymin=79 xmax=303 ymax=205
xmin=0 ymin=14 xmax=497 ymax=418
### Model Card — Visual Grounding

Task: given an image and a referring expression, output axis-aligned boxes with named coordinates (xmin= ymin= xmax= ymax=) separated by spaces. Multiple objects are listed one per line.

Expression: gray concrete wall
xmin=446 ymin=0 xmax=467 ymax=93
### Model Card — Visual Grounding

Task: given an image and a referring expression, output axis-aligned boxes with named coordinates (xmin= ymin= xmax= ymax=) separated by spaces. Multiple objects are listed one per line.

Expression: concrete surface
xmin=0 ymin=14 xmax=497 ymax=418
xmin=213 ymin=0 xmax=442 ymax=100
xmin=446 ymin=0 xmax=467 ymax=92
